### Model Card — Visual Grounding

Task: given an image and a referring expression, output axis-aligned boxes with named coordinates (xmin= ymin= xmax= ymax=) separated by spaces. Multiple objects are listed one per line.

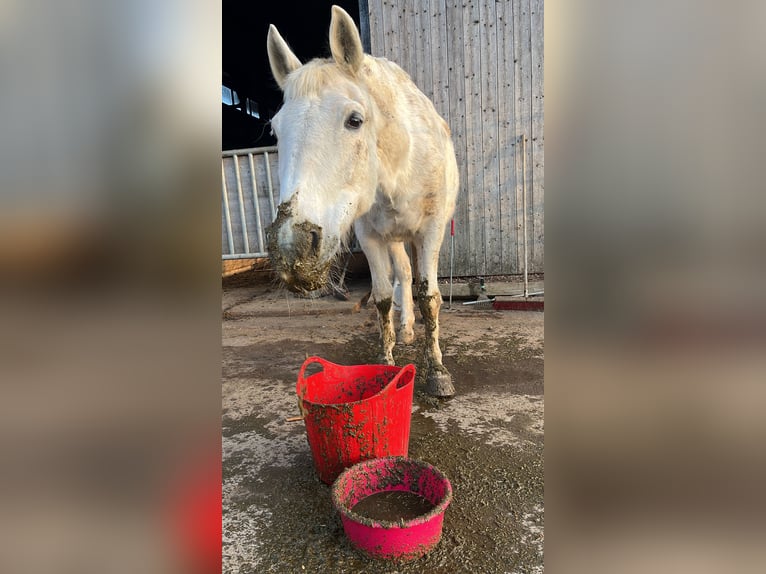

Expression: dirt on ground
xmin=222 ymin=276 xmax=544 ymax=573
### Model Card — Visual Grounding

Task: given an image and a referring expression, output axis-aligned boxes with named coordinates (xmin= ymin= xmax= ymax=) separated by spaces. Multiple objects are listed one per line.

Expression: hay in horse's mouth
xmin=278 ymin=265 xmax=332 ymax=294
xmin=269 ymin=249 xmax=333 ymax=294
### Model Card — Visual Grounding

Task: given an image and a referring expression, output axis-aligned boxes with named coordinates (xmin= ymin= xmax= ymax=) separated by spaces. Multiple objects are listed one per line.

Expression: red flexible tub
xmin=296 ymin=357 xmax=415 ymax=484
xmin=332 ymin=456 xmax=453 ymax=561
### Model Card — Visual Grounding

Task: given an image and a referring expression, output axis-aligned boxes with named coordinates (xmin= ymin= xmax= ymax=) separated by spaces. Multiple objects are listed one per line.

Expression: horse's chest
xmin=366 ymin=193 xmax=421 ymax=240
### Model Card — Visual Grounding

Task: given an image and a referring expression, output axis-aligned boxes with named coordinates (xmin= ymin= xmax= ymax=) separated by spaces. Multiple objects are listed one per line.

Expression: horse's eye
xmin=345 ymin=112 xmax=363 ymax=130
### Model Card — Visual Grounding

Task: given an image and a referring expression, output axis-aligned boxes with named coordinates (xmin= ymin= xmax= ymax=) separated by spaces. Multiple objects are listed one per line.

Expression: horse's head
xmin=265 ymin=6 xmax=379 ymax=293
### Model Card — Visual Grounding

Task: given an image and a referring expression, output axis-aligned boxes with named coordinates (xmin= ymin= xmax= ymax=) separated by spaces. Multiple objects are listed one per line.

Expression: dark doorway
xmin=222 ymin=1 xmax=364 ymax=151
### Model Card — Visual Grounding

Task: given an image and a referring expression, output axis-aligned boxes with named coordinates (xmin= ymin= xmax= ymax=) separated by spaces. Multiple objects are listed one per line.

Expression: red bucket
xmin=332 ymin=457 xmax=453 ymax=561
xmin=296 ymin=357 xmax=416 ymax=484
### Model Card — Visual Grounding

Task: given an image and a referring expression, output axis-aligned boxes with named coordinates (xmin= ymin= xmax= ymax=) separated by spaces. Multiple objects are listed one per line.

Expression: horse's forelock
xmin=284 ymin=58 xmax=370 ymax=100
xmin=283 ymin=59 xmax=354 ymax=101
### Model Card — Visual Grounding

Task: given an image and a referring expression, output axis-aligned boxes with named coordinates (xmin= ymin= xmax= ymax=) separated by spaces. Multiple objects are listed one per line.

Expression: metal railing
xmin=221 ymin=146 xmax=279 ymax=260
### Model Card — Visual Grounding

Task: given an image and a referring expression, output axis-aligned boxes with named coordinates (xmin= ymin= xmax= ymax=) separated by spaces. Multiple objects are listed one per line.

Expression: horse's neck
xmin=363 ymin=60 xmax=416 ymax=204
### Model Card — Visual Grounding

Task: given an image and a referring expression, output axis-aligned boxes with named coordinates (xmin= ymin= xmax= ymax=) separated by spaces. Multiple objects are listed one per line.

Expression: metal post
xmin=221 ymin=162 xmax=235 ymax=255
xmin=234 ymin=155 xmax=250 ymax=253
xmin=358 ymin=0 xmax=371 ymax=53
xmin=264 ymin=151 xmax=277 ymax=219
xmin=522 ymin=135 xmax=528 ymax=298
xmin=449 ymin=219 xmax=455 ymax=309
xmin=248 ymin=153 xmax=265 ymax=253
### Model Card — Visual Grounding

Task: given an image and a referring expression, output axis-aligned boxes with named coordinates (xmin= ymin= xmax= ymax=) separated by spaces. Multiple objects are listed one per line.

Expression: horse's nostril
xmin=310 ymin=230 xmax=321 ymax=254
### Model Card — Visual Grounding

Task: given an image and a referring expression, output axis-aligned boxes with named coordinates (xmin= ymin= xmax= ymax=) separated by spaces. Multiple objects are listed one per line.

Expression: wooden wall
xmin=367 ymin=0 xmax=544 ymax=277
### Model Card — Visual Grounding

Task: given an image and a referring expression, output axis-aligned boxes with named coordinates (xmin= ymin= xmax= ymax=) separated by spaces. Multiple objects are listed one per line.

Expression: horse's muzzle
xmin=266 ymin=211 xmax=331 ymax=293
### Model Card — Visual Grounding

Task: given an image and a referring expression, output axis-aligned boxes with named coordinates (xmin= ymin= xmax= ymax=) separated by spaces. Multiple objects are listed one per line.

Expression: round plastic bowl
xmin=332 ymin=456 xmax=453 ymax=561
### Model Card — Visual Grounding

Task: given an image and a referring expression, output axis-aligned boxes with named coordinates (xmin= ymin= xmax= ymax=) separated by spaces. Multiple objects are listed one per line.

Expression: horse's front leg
xmin=414 ymin=233 xmax=455 ymax=397
xmin=356 ymin=228 xmax=396 ymax=365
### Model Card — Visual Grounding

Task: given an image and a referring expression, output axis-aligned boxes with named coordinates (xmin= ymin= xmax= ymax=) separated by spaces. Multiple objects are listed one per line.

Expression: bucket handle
xmin=387 ymin=363 xmax=416 ymax=393
xmin=297 ymin=357 xmax=415 ymax=398
xmin=297 ymin=356 xmax=344 ymax=394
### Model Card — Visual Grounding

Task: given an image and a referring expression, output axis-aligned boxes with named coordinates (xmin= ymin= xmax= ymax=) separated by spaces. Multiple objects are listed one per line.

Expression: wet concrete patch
xmin=223 ymin=414 xmax=543 ymax=573
xmin=223 ymin=300 xmax=544 ymax=573
xmin=421 ymin=392 xmax=544 ymax=449
xmin=407 ymin=416 xmax=544 ymax=573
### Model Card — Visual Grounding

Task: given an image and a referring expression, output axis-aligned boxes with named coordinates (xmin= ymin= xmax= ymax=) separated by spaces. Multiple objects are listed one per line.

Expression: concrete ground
xmin=222 ymin=276 xmax=544 ymax=573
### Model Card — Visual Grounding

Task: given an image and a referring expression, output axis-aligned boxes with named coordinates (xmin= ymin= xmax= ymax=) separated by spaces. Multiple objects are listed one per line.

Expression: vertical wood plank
xmin=406 ymin=1 xmax=419 ymax=82
xmin=408 ymin=1 xmax=422 ymax=90
xmin=497 ymin=0 xmax=517 ymax=274
xmin=480 ymin=0 xmax=501 ymax=274
xmin=381 ymin=0 xmax=396 ymax=61
xmin=429 ymin=0 xmax=449 ymax=119
xmin=464 ymin=0 xmax=483 ymax=276
xmin=530 ymin=0 xmax=544 ymax=272
xmin=368 ymin=0 xmax=385 ymax=55
xmin=429 ymin=0 xmax=444 ymax=271
xmin=417 ymin=2 xmax=433 ymax=101
xmin=520 ymin=0 xmax=533 ymax=277
xmin=430 ymin=0 xmax=451 ymax=274
xmin=445 ymin=0 xmax=469 ymax=276
xmin=391 ymin=0 xmax=402 ymax=62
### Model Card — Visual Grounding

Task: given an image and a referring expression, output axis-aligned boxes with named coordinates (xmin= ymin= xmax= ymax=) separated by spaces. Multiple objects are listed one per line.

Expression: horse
xmin=265 ymin=6 xmax=459 ymax=397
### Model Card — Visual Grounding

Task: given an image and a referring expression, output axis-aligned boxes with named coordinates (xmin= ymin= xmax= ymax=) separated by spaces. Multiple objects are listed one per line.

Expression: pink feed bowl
xmin=331 ymin=456 xmax=453 ymax=561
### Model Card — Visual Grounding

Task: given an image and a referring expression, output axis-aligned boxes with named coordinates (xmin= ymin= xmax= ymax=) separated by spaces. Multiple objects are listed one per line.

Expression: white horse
xmin=266 ymin=6 xmax=459 ymax=396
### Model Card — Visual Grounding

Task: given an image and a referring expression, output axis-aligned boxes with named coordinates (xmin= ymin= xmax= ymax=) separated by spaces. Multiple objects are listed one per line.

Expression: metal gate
xmin=221 ymin=146 xmax=280 ymax=259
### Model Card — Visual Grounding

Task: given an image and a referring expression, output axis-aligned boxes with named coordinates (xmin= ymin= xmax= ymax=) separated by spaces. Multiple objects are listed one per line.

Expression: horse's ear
xmin=267 ymin=25 xmax=301 ymax=89
xmin=329 ymin=5 xmax=364 ymax=75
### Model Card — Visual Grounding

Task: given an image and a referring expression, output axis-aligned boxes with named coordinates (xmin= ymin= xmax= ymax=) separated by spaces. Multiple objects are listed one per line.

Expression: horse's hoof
xmin=377 ymin=354 xmax=396 ymax=366
xmin=397 ymin=326 xmax=415 ymax=345
xmin=426 ymin=368 xmax=455 ymax=397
